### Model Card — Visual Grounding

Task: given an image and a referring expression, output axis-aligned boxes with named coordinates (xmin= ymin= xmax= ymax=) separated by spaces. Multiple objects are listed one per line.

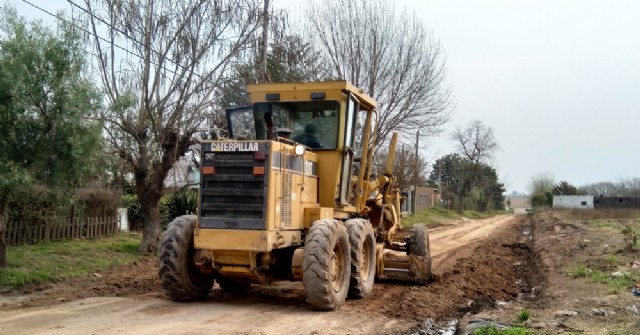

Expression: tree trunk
xmin=0 ymin=196 xmax=8 ymax=267
xmin=456 ymin=195 xmax=464 ymax=214
xmin=138 ymin=196 xmax=162 ymax=254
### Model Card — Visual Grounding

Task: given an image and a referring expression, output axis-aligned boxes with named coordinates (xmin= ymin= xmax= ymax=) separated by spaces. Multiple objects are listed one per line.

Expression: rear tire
xmin=345 ymin=219 xmax=376 ymax=299
xmin=158 ymin=215 xmax=214 ymax=301
xmin=410 ymin=224 xmax=432 ymax=283
xmin=303 ymin=219 xmax=351 ymax=310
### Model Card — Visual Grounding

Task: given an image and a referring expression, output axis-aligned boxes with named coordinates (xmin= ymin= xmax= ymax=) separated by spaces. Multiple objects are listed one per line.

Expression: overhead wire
xmin=20 ymin=0 xmax=185 ymax=78
xmin=65 ymin=0 xmax=200 ymax=79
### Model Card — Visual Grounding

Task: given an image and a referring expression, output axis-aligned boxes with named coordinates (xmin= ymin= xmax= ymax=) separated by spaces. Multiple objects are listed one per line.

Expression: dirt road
xmin=0 ymin=215 xmax=519 ymax=335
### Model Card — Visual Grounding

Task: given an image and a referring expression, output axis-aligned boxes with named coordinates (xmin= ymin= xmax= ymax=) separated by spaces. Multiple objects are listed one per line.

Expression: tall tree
xmin=81 ymin=0 xmax=262 ymax=253
xmin=448 ymin=120 xmax=500 ymax=213
xmin=217 ymin=34 xmax=328 ymax=109
xmin=306 ymin=0 xmax=452 ymax=146
xmin=0 ymin=6 xmax=102 ymax=266
xmin=528 ymin=172 xmax=554 ymax=207
xmin=451 ymin=119 xmax=500 ymax=164
xmin=428 ymin=154 xmax=504 ymax=212
xmin=553 ymin=181 xmax=581 ymax=195
xmin=429 ymin=153 xmax=472 ymax=211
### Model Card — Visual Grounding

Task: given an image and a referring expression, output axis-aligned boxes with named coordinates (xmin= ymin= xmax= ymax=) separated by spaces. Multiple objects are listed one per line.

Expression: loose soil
xmin=463 ymin=210 xmax=640 ymax=335
xmin=0 ymin=215 xmax=530 ymax=335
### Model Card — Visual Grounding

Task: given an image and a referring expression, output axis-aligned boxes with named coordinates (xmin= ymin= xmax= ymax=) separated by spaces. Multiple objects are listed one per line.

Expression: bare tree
xmin=528 ymin=172 xmax=555 ymax=195
xmin=375 ymin=145 xmax=429 ymax=192
xmin=451 ymin=119 xmax=500 ymax=164
xmin=579 ymin=178 xmax=640 ymax=197
xmin=448 ymin=120 xmax=499 ymax=213
xmin=305 ymin=0 xmax=453 ymax=146
xmin=81 ymin=0 xmax=262 ymax=253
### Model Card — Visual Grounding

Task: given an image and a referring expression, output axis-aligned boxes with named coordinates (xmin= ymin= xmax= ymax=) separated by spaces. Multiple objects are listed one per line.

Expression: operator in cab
xmin=293 ymin=124 xmax=322 ymax=149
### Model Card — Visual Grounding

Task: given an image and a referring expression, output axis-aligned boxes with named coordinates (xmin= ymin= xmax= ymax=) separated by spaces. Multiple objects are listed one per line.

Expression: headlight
xmin=294 ymin=144 xmax=306 ymax=156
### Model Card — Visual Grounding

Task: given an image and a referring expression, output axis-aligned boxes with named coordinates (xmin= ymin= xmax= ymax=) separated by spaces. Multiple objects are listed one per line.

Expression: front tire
xmin=303 ymin=219 xmax=351 ymax=310
xmin=345 ymin=219 xmax=376 ymax=299
xmin=410 ymin=224 xmax=433 ymax=283
xmin=158 ymin=215 xmax=214 ymax=301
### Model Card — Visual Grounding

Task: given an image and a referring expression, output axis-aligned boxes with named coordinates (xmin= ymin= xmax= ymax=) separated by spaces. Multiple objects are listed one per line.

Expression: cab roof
xmin=246 ymin=80 xmax=377 ymax=110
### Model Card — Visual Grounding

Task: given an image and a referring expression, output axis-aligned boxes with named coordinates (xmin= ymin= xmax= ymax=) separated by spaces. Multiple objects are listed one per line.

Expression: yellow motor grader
xmin=158 ymin=81 xmax=431 ymax=310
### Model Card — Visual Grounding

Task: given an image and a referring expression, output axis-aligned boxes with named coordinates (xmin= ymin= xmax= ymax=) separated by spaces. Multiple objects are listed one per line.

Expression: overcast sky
xmin=9 ymin=0 xmax=640 ymax=193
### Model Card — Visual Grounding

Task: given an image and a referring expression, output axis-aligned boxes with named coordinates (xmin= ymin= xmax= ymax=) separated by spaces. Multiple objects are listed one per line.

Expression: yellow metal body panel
xmin=303 ymin=207 xmax=334 ymax=228
xmin=194 ymin=228 xmax=302 ymax=252
xmin=269 ymin=141 xmax=320 ymax=231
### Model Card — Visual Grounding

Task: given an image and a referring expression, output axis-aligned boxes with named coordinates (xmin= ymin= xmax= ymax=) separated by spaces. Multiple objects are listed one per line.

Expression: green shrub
xmin=165 ymin=189 xmax=198 ymax=222
xmin=516 ymin=308 xmax=531 ymax=323
xmin=474 ymin=325 xmax=532 ymax=335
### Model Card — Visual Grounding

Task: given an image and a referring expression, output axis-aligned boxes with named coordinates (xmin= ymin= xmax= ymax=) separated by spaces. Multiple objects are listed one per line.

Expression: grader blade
xmin=377 ymin=248 xmax=432 ymax=284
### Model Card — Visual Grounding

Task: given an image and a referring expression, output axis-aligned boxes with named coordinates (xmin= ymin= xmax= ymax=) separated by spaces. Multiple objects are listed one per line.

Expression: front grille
xmin=199 ymin=145 xmax=268 ymax=230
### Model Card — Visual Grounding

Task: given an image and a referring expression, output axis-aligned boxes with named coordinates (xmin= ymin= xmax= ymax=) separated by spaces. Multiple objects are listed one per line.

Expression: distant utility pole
xmin=413 ymin=130 xmax=419 ymax=214
xmin=438 ymin=160 xmax=442 ymax=199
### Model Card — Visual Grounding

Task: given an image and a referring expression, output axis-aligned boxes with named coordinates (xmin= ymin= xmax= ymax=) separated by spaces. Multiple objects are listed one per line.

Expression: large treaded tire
xmin=303 ymin=219 xmax=351 ymax=311
xmin=411 ymin=224 xmax=433 ymax=282
xmin=345 ymin=219 xmax=376 ymax=299
xmin=158 ymin=215 xmax=214 ymax=302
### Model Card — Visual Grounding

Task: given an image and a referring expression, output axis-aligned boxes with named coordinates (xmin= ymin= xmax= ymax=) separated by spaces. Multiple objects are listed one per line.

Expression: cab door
xmin=338 ymin=95 xmax=359 ymax=206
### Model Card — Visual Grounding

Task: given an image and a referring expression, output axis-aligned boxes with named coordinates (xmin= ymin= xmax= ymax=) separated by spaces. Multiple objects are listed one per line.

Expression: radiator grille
xmin=199 ymin=145 xmax=268 ymax=230
xmin=281 ymin=172 xmax=292 ymax=228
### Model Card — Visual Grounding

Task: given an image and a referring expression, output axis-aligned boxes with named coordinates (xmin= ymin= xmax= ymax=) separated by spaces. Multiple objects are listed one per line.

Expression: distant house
xmin=594 ymin=197 xmax=640 ymax=209
xmin=553 ymin=195 xmax=594 ymax=209
xmin=414 ymin=187 xmax=440 ymax=212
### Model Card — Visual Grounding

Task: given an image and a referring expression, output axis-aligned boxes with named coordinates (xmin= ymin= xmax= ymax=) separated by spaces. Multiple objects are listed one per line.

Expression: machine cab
xmin=226 ymin=81 xmax=378 ymax=213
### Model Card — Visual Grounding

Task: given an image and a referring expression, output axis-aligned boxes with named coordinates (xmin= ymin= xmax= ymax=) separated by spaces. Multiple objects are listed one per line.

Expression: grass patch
xmin=569 ymin=265 xmax=589 ymax=278
xmin=402 ymin=206 xmax=462 ymax=227
xmin=473 ymin=325 xmax=533 ymax=335
xmin=559 ymin=208 xmax=640 ymax=220
xmin=568 ymin=264 xmax=634 ymax=295
xmin=0 ymin=233 xmax=142 ymax=289
xmin=590 ymin=220 xmax=618 ymax=230
xmin=403 ymin=206 xmax=508 ymax=227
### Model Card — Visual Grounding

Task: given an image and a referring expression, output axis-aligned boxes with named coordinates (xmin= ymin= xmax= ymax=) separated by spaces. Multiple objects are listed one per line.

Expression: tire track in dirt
xmin=0 ymin=215 xmax=522 ymax=335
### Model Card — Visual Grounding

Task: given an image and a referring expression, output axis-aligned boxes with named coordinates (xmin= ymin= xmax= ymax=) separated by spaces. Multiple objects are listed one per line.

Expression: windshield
xmin=228 ymin=100 xmax=340 ymax=150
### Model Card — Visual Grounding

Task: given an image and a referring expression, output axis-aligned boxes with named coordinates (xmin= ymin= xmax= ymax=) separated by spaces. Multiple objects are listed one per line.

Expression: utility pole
xmin=259 ymin=0 xmax=270 ymax=84
xmin=413 ymin=130 xmax=419 ymax=214
xmin=438 ymin=160 xmax=442 ymax=204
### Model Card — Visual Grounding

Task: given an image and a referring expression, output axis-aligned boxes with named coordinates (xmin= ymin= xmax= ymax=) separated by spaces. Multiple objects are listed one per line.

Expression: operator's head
xmin=304 ymin=124 xmax=318 ymax=134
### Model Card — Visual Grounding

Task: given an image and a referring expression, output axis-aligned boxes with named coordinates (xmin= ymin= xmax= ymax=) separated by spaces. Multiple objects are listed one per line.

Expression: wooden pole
xmin=259 ymin=0 xmax=270 ymax=84
xmin=413 ymin=130 xmax=419 ymax=214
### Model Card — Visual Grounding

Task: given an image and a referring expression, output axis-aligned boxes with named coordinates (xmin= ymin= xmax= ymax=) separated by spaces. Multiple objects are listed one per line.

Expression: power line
xmin=20 ymin=0 xmax=183 ymax=78
xmin=65 ymin=0 xmax=198 ymax=78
